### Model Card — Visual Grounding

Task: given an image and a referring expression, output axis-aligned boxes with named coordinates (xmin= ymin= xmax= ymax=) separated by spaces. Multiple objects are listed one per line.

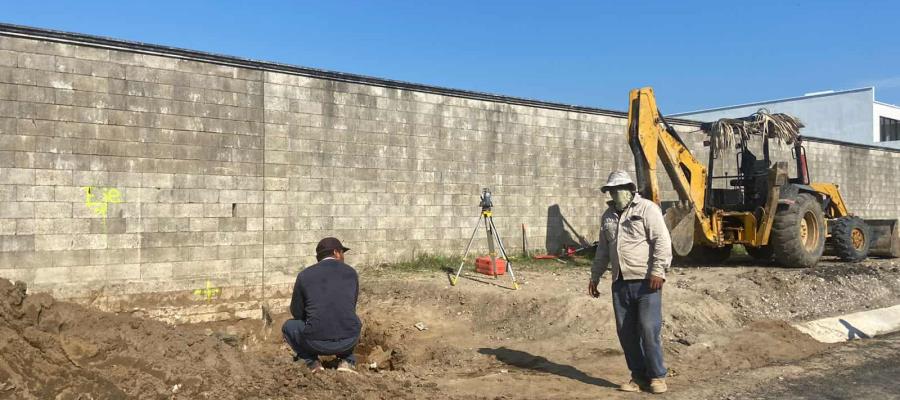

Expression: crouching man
xmin=588 ymin=171 xmax=671 ymax=394
xmin=283 ymin=237 xmax=361 ymax=373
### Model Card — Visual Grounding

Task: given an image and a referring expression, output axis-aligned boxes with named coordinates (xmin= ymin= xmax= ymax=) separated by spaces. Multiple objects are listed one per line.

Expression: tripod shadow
xmin=546 ymin=205 xmax=589 ymax=255
xmin=839 ymin=319 xmax=870 ymax=340
xmin=478 ymin=347 xmax=617 ymax=388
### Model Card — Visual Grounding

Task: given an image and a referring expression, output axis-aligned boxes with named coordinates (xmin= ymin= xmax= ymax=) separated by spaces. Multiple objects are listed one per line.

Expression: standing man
xmin=283 ymin=237 xmax=361 ymax=374
xmin=588 ymin=171 xmax=671 ymax=394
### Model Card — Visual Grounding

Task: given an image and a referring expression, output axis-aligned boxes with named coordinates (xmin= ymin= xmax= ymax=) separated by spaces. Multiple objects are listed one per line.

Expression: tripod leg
xmin=489 ymin=217 xmax=520 ymax=290
xmin=451 ymin=215 xmax=483 ymax=286
xmin=485 ymin=214 xmax=498 ymax=279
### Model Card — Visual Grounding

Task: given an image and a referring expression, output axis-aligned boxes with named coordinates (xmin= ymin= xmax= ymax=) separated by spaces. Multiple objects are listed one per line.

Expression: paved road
xmin=735 ymin=332 xmax=900 ymax=400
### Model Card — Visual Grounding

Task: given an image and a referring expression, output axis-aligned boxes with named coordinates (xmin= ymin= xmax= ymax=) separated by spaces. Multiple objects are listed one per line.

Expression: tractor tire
xmin=771 ymin=193 xmax=826 ymax=268
xmin=683 ymin=245 xmax=733 ymax=264
xmin=745 ymin=245 xmax=774 ymax=262
xmin=830 ymin=216 xmax=871 ymax=262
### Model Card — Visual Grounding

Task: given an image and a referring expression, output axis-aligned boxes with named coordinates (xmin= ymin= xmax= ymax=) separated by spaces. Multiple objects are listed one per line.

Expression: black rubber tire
xmin=830 ymin=216 xmax=871 ymax=262
xmin=771 ymin=193 xmax=826 ymax=268
xmin=745 ymin=245 xmax=774 ymax=261
xmin=683 ymin=245 xmax=733 ymax=264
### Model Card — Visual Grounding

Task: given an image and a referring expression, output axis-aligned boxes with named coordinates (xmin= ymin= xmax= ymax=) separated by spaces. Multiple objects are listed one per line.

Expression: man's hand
xmin=648 ymin=275 xmax=665 ymax=290
xmin=588 ymin=280 xmax=600 ymax=298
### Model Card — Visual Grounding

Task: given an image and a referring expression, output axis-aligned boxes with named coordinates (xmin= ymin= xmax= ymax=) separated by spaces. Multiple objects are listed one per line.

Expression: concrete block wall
xmin=803 ymin=141 xmax=900 ymax=218
xmin=0 ymin=26 xmax=898 ymax=302
xmin=258 ymin=71 xmax=644 ymax=286
xmin=0 ymin=33 xmax=266 ymax=298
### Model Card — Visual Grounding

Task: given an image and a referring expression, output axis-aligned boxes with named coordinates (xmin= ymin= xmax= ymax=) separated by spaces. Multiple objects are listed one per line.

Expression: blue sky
xmin=3 ymin=1 xmax=898 ymax=113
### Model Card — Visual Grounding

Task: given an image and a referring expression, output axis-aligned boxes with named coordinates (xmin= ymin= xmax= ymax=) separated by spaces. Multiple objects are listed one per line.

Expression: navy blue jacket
xmin=289 ymin=258 xmax=361 ymax=341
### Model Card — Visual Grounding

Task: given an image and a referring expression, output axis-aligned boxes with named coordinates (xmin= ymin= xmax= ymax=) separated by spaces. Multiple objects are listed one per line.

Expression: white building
xmin=670 ymin=87 xmax=900 ymax=149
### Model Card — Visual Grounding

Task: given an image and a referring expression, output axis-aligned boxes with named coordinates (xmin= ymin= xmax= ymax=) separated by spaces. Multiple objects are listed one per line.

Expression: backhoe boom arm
xmin=626 ymin=87 xmax=715 ymax=244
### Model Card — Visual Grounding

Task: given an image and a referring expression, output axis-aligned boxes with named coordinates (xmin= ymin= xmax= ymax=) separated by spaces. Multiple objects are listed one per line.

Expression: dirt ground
xmin=1 ymin=254 xmax=899 ymax=399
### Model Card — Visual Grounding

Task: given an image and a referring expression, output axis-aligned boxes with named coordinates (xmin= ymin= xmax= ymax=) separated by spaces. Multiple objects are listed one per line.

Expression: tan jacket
xmin=591 ymin=194 xmax=671 ymax=283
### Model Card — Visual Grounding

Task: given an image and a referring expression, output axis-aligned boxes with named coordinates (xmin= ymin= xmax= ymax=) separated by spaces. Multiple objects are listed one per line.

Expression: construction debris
xmin=707 ymin=109 xmax=804 ymax=155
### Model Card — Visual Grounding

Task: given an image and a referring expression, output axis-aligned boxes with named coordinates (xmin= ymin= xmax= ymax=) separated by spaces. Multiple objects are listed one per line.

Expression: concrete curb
xmin=793 ymin=304 xmax=900 ymax=343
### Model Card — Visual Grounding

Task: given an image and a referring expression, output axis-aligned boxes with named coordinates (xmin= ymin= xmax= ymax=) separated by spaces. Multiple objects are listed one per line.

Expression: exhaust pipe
xmin=865 ymin=218 xmax=900 ymax=258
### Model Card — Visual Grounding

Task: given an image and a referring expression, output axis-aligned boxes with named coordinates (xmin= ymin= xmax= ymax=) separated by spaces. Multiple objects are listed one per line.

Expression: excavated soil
xmin=1 ymin=256 xmax=899 ymax=399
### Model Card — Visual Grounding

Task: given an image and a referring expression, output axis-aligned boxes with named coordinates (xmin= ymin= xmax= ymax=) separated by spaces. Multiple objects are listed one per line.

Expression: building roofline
xmin=804 ymin=135 xmax=900 ymax=153
xmin=874 ymin=100 xmax=900 ymax=110
xmin=0 ymin=22 xmax=708 ymax=124
xmin=669 ymin=87 xmax=875 ymax=117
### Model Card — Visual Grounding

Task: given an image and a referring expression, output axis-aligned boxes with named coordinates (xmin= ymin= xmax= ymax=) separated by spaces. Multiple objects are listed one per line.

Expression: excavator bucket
xmin=664 ymin=201 xmax=696 ymax=257
xmin=865 ymin=218 xmax=900 ymax=258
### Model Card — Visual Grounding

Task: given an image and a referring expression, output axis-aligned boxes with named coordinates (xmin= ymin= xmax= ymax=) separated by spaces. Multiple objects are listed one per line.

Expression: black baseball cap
xmin=315 ymin=237 xmax=350 ymax=258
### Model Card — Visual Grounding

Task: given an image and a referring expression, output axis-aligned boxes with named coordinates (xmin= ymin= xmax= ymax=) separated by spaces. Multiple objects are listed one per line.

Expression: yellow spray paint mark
xmin=82 ymin=186 xmax=122 ymax=218
xmin=193 ymin=280 xmax=221 ymax=302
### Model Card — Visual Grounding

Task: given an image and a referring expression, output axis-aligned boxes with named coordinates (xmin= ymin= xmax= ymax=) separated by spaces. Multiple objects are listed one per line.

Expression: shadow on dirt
xmin=478 ymin=347 xmax=617 ymax=388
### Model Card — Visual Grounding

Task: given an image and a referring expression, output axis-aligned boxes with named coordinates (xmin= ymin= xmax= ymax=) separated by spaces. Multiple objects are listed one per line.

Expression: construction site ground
xmin=2 ymin=253 xmax=900 ymax=400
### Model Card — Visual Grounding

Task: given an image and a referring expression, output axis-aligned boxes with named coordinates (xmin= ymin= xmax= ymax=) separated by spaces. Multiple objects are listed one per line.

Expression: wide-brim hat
xmin=601 ymin=170 xmax=637 ymax=193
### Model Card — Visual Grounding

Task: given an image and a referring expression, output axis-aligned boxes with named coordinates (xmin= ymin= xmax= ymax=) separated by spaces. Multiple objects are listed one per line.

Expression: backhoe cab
xmin=626 ymin=87 xmax=899 ymax=267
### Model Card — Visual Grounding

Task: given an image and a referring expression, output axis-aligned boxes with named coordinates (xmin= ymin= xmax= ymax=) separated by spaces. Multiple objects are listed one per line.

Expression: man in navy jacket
xmin=282 ymin=237 xmax=361 ymax=373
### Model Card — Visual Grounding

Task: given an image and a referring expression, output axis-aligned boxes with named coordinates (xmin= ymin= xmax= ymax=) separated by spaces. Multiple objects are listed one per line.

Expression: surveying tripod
xmin=450 ymin=188 xmax=519 ymax=290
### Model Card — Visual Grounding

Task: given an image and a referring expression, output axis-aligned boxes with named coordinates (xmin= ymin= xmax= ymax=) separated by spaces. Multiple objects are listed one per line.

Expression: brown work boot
xmin=618 ymin=379 xmax=646 ymax=392
xmin=650 ymin=378 xmax=667 ymax=394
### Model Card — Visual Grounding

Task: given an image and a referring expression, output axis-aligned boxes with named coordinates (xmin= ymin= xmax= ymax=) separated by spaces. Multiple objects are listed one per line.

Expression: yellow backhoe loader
xmin=626 ymin=87 xmax=899 ymax=267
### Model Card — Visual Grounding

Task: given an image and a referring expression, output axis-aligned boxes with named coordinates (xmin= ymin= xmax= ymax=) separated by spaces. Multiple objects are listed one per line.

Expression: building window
xmin=882 ymin=116 xmax=900 ymax=142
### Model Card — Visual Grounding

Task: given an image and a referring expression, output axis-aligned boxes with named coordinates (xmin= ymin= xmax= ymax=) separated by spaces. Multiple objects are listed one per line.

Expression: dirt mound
xmin=0 ymin=279 xmax=435 ymax=400
xmin=675 ymin=320 xmax=831 ymax=377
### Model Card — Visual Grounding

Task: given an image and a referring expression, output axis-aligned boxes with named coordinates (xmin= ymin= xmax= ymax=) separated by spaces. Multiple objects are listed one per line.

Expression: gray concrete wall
xmin=0 ymin=28 xmax=898 ymax=302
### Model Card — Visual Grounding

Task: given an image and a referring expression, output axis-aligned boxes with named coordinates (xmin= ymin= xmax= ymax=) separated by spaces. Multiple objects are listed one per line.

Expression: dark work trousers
xmin=611 ymin=279 xmax=667 ymax=380
xmin=282 ymin=319 xmax=358 ymax=367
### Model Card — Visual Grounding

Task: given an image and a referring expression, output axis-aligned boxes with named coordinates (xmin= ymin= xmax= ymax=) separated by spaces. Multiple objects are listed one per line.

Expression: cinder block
xmin=156 ymin=218 xmax=190 ymax=233
xmin=105 ymin=263 xmax=142 ymax=281
xmin=0 ymin=202 xmax=34 ymax=218
xmin=171 ymin=204 xmax=204 ymax=218
xmin=16 ymin=186 xmax=54 ymax=202
xmin=139 ymin=246 xmax=184 ymax=263
xmin=234 ymin=204 xmax=264 ymax=218
xmin=141 ymin=173 xmax=174 ymax=188
xmin=107 ymin=233 xmax=140 ymax=249
xmin=70 ymin=234 xmax=107 ymax=250
xmin=246 ymin=217 xmax=263 ymax=231
xmin=88 ymin=248 xmax=135 ymax=265
xmin=0 ymin=50 xmax=16 ymax=67
xmin=49 ymin=250 xmax=91 ymax=267
xmin=233 ymin=231 xmax=264 ymax=245
xmin=34 ymin=170 xmax=73 ymax=186
xmin=33 ymin=233 xmax=80 ymax=251
xmin=0 ymin=234 xmax=34 ymax=252
xmin=0 ymin=186 xmax=13 ymax=201
xmin=189 ymin=218 xmax=219 ymax=232
xmin=0 ymin=219 xmax=13 ymax=235
xmin=140 ymin=262 xmax=173 ymax=280
xmin=172 ymin=259 xmax=232 ymax=279
xmin=186 ymin=245 xmax=218 ymax=261
xmin=0 ymin=168 xmax=35 ymax=185
xmin=0 ymin=134 xmax=37 ymax=152
xmin=33 ymin=266 xmax=71 ymax=285
xmin=17 ymin=52 xmax=56 ymax=71
xmin=188 ymin=189 xmax=219 ymax=203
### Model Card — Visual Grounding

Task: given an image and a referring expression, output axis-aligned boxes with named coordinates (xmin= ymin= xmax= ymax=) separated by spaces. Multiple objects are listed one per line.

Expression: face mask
xmin=611 ymin=190 xmax=634 ymax=211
